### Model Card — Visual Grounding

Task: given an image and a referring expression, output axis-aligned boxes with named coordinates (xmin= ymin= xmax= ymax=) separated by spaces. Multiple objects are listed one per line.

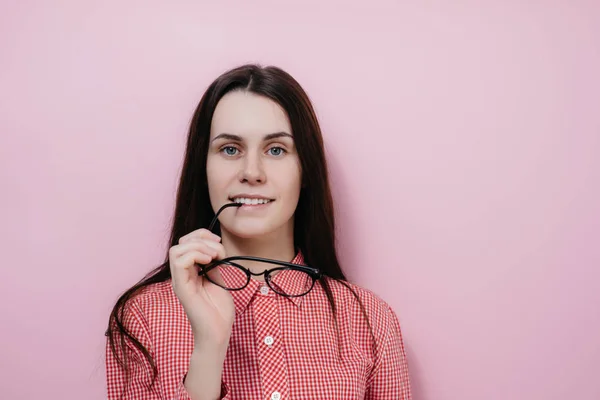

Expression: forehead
xmin=210 ymin=91 xmax=292 ymax=139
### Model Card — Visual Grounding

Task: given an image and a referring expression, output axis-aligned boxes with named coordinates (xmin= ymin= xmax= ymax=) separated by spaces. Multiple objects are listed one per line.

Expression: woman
xmin=106 ymin=64 xmax=412 ymax=399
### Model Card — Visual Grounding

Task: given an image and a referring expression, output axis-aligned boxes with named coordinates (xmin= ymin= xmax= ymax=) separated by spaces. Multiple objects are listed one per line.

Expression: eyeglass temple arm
xmin=208 ymin=202 xmax=243 ymax=231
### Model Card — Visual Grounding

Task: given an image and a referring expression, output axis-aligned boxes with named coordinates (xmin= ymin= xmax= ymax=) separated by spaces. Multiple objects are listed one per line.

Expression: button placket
xmin=252 ymin=293 xmax=289 ymax=400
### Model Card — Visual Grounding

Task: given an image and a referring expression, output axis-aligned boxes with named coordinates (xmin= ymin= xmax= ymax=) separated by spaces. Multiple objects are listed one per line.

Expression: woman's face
xmin=206 ymin=90 xmax=302 ymax=239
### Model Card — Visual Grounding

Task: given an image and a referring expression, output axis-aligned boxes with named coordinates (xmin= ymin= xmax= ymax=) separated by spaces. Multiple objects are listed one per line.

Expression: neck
xmin=220 ymin=225 xmax=296 ymax=280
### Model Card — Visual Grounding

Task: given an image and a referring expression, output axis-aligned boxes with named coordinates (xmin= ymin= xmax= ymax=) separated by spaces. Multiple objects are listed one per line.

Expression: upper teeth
xmin=233 ymin=198 xmax=272 ymax=205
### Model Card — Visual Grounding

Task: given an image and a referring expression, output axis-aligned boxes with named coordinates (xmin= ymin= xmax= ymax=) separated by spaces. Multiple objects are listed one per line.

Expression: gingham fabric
xmin=106 ymin=253 xmax=412 ymax=399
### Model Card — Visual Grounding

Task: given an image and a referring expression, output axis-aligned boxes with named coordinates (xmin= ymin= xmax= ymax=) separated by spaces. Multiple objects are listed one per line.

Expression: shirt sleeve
xmin=365 ymin=305 xmax=412 ymax=400
xmin=175 ymin=376 xmax=232 ymax=400
xmin=105 ymin=298 xmax=230 ymax=400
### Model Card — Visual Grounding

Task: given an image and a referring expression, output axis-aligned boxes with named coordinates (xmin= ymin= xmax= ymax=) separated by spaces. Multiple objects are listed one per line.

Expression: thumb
xmin=204 ymin=263 xmax=228 ymax=288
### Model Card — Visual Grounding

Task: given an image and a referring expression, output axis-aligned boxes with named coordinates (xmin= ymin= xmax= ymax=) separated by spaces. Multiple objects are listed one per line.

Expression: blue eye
xmin=268 ymin=147 xmax=286 ymax=156
xmin=222 ymin=146 xmax=238 ymax=156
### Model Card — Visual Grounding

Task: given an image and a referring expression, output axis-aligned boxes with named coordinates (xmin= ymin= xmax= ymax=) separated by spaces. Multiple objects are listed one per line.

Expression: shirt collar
xmin=221 ymin=251 xmax=309 ymax=316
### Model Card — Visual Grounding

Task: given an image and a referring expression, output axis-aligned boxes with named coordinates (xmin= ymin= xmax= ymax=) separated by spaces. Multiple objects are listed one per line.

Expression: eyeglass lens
xmin=205 ymin=262 xmax=314 ymax=297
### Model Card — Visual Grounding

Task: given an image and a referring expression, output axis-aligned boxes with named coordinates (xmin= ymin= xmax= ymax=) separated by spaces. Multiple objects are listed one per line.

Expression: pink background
xmin=1 ymin=1 xmax=599 ymax=399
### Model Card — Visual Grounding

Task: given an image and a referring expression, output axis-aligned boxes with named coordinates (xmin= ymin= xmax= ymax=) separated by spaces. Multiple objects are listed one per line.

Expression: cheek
xmin=277 ymin=164 xmax=302 ymax=200
xmin=206 ymin=159 xmax=229 ymax=196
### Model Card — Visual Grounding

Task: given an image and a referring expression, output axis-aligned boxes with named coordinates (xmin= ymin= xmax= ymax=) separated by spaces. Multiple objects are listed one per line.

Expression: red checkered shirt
xmin=106 ymin=253 xmax=412 ymax=399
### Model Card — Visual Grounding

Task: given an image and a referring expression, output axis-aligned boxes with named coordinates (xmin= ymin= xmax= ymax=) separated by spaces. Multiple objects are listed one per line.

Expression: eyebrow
xmin=211 ymin=131 xmax=293 ymax=143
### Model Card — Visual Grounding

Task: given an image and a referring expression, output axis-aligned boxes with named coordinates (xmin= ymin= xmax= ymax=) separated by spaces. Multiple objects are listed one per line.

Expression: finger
xmin=185 ymin=236 xmax=222 ymax=246
xmin=179 ymin=229 xmax=221 ymax=244
xmin=173 ymin=251 xmax=214 ymax=278
xmin=203 ymin=241 xmax=227 ymax=260
xmin=185 ymin=250 xmax=214 ymax=266
xmin=170 ymin=241 xmax=218 ymax=259
xmin=170 ymin=251 xmax=203 ymax=288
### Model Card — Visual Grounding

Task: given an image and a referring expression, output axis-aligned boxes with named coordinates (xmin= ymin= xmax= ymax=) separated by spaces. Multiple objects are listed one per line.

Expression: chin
xmin=223 ymin=222 xmax=276 ymax=240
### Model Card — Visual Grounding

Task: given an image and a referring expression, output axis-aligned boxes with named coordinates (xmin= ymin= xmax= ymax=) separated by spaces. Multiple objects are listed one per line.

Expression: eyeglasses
xmin=196 ymin=203 xmax=321 ymax=298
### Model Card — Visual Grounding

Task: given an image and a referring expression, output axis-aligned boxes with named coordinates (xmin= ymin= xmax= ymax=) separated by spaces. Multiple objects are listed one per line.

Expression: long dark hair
xmin=106 ymin=64 xmax=367 ymax=391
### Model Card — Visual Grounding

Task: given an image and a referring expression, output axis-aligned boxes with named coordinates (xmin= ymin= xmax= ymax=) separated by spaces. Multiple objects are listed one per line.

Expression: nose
xmin=238 ymin=152 xmax=266 ymax=184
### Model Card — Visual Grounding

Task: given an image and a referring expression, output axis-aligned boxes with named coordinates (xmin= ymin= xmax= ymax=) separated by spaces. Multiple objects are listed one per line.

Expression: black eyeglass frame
xmin=196 ymin=202 xmax=322 ymax=298
xmin=198 ymin=255 xmax=321 ymax=298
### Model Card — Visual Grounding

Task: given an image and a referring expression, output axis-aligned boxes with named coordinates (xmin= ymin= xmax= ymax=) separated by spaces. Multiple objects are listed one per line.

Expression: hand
xmin=169 ymin=228 xmax=235 ymax=348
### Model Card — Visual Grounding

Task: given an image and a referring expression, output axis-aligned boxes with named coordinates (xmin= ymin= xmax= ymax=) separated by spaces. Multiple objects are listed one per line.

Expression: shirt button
xmin=260 ymin=286 xmax=269 ymax=295
xmin=264 ymin=336 xmax=274 ymax=346
xmin=271 ymin=392 xmax=281 ymax=400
